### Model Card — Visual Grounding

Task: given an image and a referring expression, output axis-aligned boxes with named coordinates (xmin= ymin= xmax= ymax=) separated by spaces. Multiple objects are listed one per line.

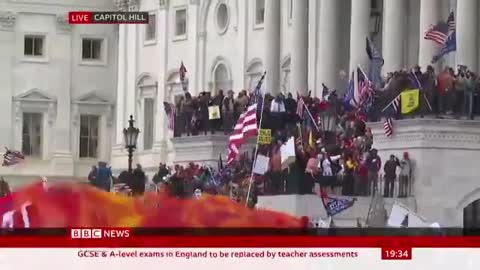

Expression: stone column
xmin=383 ymin=0 xmax=407 ymax=73
xmin=264 ymin=0 xmax=281 ymax=95
xmin=115 ymin=24 xmax=127 ymax=145
xmin=418 ymin=0 xmax=441 ymax=70
xmin=318 ymin=0 xmax=340 ymax=93
xmin=51 ymin=14 xmax=73 ymax=175
xmin=126 ymin=2 xmax=138 ymax=118
xmin=114 ymin=0 xmax=128 ymax=146
xmin=456 ymin=0 xmax=478 ymax=72
xmin=153 ymin=3 xmax=169 ymax=162
xmin=349 ymin=0 xmax=371 ymax=73
xmin=291 ymin=0 xmax=309 ymax=96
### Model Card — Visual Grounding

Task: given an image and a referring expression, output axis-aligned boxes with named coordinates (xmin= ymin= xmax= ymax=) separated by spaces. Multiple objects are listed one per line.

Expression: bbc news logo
xmin=71 ymin=228 xmax=131 ymax=239
xmin=68 ymin=11 xmax=149 ymax=24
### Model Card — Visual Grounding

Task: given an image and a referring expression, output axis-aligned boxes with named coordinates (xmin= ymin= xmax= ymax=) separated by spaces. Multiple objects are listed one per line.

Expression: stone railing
xmin=368 ymin=118 xmax=480 ymax=226
xmin=171 ymin=134 xmax=255 ymax=168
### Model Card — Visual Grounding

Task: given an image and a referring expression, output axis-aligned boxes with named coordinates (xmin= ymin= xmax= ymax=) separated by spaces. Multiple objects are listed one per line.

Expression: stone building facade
xmin=111 ymin=0 xmax=477 ymax=174
xmin=0 ymin=0 xmax=118 ymax=186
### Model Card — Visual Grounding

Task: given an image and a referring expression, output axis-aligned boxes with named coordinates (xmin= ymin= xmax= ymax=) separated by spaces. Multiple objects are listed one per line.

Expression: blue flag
xmin=321 ymin=193 xmax=356 ymax=217
xmin=343 ymin=72 xmax=356 ymax=110
xmin=366 ymin=37 xmax=384 ymax=89
xmin=432 ymin=31 xmax=456 ymax=63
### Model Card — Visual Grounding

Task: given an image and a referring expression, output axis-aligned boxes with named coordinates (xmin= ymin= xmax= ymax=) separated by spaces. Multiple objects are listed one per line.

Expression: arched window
xmin=464 ymin=199 xmax=480 ymax=228
xmin=214 ymin=63 xmax=230 ymax=93
xmin=215 ymin=2 xmax=230 ymax=34
xmin=136 ymin=74 xmax=157 ymax=151
xmin=245 ymin=59 xmax=265 ymax=93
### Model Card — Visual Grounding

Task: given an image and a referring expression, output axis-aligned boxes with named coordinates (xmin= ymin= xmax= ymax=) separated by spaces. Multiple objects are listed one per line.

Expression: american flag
xmin=383 ymin=117 xmax=394 ymax=138
xmin=2 ymin=148 xmax=24 ymax=167
xmin=357 ymin=68 xmax=374 ymax=112
xmin=382 ymin=95 xmax=400 ymax=138
xmin=179 ymin=61 xmax=187 ymax=82
xmin=425 ymin=11 xmax=457 ymax=46
xmin=390 ymin=95 xmax=401 ymax=114
xmin=447 ymin=11 xmax=455 ymax=33
xmin=424 ymin=22 xmax=449 ymax=45
xmin=227 ymin=104 xmax=258 ymax=165
xmin=163 ymin=102 xmax=176 ymax=131
xmin=296 ymin=94 xmax=306 ymax=119
xmin=432 ymin=30 xmax=456 ymax=63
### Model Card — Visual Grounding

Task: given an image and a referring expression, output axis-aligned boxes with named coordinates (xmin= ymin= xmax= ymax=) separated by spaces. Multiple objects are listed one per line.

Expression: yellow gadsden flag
xmin=400 ymin=89 xmax=420 ymax=114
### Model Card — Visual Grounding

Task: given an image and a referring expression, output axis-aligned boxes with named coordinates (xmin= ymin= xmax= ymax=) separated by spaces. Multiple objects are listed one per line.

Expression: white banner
xmin=0 ymin=248 xmax=479 ymax=269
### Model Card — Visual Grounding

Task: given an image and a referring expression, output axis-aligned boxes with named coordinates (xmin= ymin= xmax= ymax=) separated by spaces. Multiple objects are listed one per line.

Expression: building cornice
xmin=0 ymin=11 xmax=16 ymax=32
xmin=158 ymin=0 xmax=168 ymax=9
xmin=113 ymin=0 xmax=129 ymax=11
xmin=56 ymin=14 xmax=71 ymax=33
xmin=369 ymin=119 xmax=480 ymax=151
xmin=127 ymin=0 xmax=139 ymax=11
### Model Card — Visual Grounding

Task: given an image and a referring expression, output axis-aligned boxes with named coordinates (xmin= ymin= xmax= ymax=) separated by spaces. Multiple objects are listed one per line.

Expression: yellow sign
xmin=400 ymin=89 xmax=420 ymax=114
xmin=208 ymin=106 xmax=221 ymax=120
xmin=258 ymin=129 xmax=272 ymax=145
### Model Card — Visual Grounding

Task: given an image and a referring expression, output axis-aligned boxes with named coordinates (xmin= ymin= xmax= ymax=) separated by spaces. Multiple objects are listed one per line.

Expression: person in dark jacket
xmin=152 ymin=163 xmax=169 ymax=184
xmin=0 ymin=177 xmax=11 ymax=198
xmin=94 ymin=162 xmax=112 ymax=192
xmin=284 ymin=93 xmax=297 ymax=128
xmin=366 ymin=149 xmax=381 ymax=196
xmin=383 ymin=155 xmax=400 ymax=198
xmin=222 ymin=90 xmax=235 ymax=133
xmin=131 ymin=164 xmax=146 ymax=196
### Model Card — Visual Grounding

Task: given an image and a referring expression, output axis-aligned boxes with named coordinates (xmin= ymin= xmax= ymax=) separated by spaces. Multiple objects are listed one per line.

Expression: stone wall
xmin=369 ymin=118 xmax=480 ymax=227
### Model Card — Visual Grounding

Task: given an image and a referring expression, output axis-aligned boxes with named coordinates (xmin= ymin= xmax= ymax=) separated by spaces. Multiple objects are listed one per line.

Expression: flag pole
xmin=412 ymin=72 xmax=433 ymax=112
xmin=380 ymin=93 xmax=401 ymax=113
xmin=301 ymin=99 xmax=321 ymax=132
xmin=357 ymin=65 xmax=370 ymax=81
xmin=245 ymin=72 xmax=267 ymax=207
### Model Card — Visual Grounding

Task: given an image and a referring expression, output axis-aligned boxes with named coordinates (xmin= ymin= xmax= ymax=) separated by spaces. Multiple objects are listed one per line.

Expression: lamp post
xmin=123 ymin=115 xmax=140 ymax=173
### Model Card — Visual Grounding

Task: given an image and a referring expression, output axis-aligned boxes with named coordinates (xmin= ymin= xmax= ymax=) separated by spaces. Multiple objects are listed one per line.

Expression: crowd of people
xmin=373 ymin=65 xmax=480 ymax=121
xmin=22 ymin=63 xmax=479 ymax=204
xmin=88 ymin=61 xmax=477 ymax=202
xmin=165 ymin=77 xmax=419 ymax=200
xmin=5 ymin=64 xmax=458 ymax=204
xmin=172 ymin=65 xmax=480 ymax=140
xmin=83 ymin=84 xmax=418 ymax=202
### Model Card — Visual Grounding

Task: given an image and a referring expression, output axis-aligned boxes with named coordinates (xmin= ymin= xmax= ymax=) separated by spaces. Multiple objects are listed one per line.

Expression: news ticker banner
xmin=68 ymin=11 xmax=149 ymax=24
xmin=0 ymin=248 xmax=479 ymax=270
xmin=2 ymin=228 xmax=480 ymax=248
